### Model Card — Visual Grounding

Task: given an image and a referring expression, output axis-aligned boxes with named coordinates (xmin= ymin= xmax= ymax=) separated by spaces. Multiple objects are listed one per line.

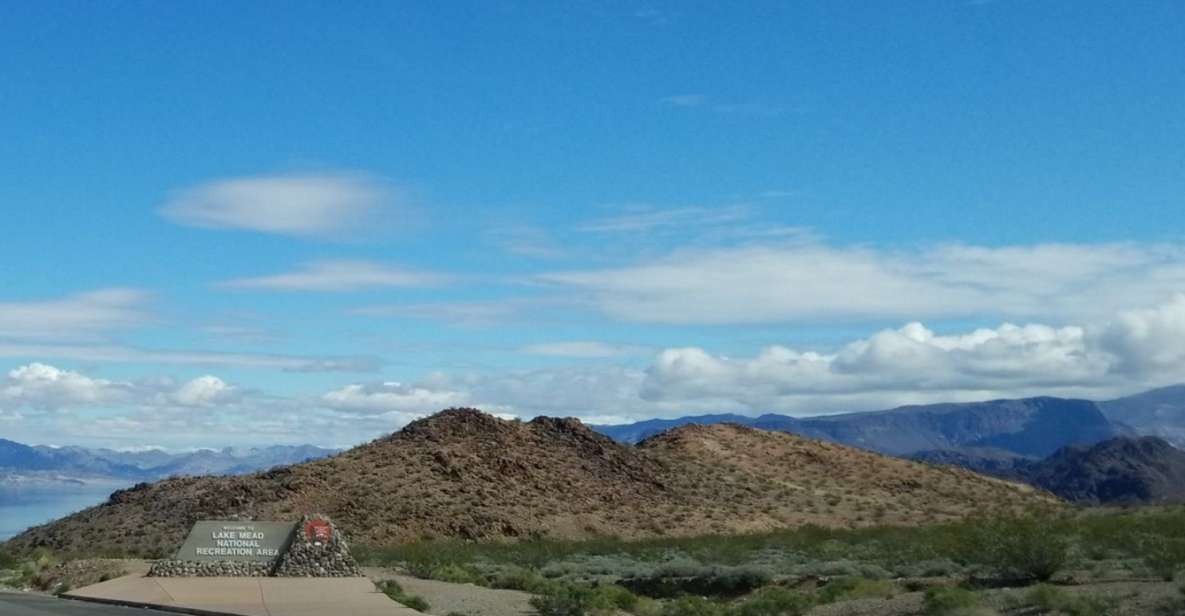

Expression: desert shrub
xmin=430 ymin=563 xmax=482 ymax=584
xmin=660 ymin=596 xmax=724 ymax=616
xmin=376 ymin=579 xmax=431 ymax=612
xmin=817 ymin=576 xmax=896 ymax=603
xmin=731 ymin=586 xmax=813 ymax=616
xmin=621 ymin=564 xmax=771 ymax=598
xmin=485 ymin=564 xmax=557 ymax=594
xmin=1142 ymin=536 xmax=1185 ymax=581
xmin=529 ymin=584 xmax=634 ymax=616
xmin=923 ymin=587 xmax=982 ymax=615
xmin=964 ymin=515 xmax=1068 ymax=582
xmin=0 ymin=550 xmax=17 ymax=570
xmin=1023 ymin=584 xmax=1113 ymax=616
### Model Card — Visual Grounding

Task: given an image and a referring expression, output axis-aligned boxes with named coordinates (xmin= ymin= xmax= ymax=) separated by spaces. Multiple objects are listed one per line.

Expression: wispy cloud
xmin=160 ymin=171 xmax=398 ymax=238
xmin=353 ymin=297 xmax=569 ymax=327
xmin=0 ymin=289 xmax=152 ymax=340
xmin=0 ymin=342 xmax=380 ymax=372
xmin=520 ymin=341 xmax=647 ymax=358
xmin=485 ymin=225 xmax=565 ymax=258
xmin=220 ymin=260 xmax=449 ymax=292
xmin=577 ymin=205 xmax=751 ymax=233
xmin=540 ymin=241 xmax=1185 ymax=325
xmin=659 ymin=94 xmax=707 ymax=107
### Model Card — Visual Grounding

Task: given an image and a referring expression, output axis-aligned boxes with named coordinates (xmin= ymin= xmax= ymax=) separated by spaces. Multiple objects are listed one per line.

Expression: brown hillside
xmin=4 ymin=410 xmax=1057 ymax=557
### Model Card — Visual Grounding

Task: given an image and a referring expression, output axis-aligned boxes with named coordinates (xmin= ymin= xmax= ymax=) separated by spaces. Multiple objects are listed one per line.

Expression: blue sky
xmin=2 ymin=1 xmax=1184 ymax=449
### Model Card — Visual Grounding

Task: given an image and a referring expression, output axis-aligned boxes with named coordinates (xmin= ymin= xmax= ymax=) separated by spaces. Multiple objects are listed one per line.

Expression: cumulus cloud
xmin=638 ymin=296 xmax=1185 ymax=415
xmin=160 ymin=172 xmax=396 ymax=237
xmin=1 ymin=363 xmax=131 ymax=409
xmin=0 ymin=289 xmax=151 ymax=340
xmin=541 ymin=242 xmax=1185 ymax=325
xmin=172 ymin=376 xmax=238 ymax=407
xmin=220 ymin=260 xmax=448 ymax=292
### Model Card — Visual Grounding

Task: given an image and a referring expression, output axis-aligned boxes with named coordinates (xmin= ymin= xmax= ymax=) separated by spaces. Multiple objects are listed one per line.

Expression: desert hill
xmin=3 ymin=409 xmax=1056 ymax=557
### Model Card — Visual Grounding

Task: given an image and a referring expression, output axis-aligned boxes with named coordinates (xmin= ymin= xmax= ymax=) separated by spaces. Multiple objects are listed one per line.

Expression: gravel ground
xmin=364 ymin=567 xmax=535 ymax=616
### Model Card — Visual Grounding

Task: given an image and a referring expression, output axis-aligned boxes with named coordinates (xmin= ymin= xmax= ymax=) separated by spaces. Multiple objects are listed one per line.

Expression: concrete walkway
xmin=66 ymin=575 xmax=421 ymax=616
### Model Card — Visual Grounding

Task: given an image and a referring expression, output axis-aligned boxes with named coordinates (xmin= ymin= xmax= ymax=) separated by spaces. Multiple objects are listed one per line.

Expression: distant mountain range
xmin=594 ymin=396 xmax=1128 ymax=456
xmin=595 ymin=386 xmax=1185 ymax=456
xmin=595 ymin=387 xmax=1185 ymax=505
xmin=0 ymin=439 xmax=338 ymax=487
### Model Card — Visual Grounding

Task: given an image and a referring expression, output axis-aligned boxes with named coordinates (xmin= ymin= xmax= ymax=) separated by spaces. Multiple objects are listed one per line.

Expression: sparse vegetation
xmin=923 ymin=586 xmax=983 ymax=615
xmin=376 ymin=579 xmax=432 ymax=612
xmin=1017 ymin=584 xmax=1115 ymax=616
xmin=361 ymin=507 xmax=1185 ymax=615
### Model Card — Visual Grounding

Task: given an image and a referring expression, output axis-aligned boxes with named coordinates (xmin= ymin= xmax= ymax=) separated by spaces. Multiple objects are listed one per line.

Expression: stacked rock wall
xmin=148 ymin=514 xmax=360 ymax=578
xmin=274 ymin=514 xmax=362 ymax=577
xmin=148 ymin=560 xmax=271 ymax=577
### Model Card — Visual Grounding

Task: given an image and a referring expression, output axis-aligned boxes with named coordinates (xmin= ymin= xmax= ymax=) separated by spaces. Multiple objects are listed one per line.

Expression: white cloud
xmin=160 ymin=172 xmax=395 ymax=237
xmin=172 ymin=376 xmax=238 ymax=407
xmin=521 ymin=341 xmax=646 ymax=358
xmin=321 ymin=380 xmax=467 ymax=415
xmin=220 ymin=260 xmax=448 ymax=292
xmin=1 ymin=363 xmax=131 ymax=409
xmin=0 ymin=289 xmax=151 ymax=340
xmin=541 ymin=241 xmax=1185 ymax=325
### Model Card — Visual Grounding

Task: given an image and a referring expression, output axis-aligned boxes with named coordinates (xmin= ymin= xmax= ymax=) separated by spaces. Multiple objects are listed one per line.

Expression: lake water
xmin=0 ymin=483 xmax=131 ymax=540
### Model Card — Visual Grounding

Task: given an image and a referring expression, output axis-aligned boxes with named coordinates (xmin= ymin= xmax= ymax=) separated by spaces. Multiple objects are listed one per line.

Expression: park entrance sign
xmin=150 ymin=514 xmax=362 ymax=578
xmin=175 ymin=520 xmax=298 ymax=563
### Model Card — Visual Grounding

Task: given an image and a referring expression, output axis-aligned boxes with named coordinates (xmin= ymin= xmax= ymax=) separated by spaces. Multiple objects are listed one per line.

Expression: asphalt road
xmin=0 ymin=592 xmax=177 ymax=615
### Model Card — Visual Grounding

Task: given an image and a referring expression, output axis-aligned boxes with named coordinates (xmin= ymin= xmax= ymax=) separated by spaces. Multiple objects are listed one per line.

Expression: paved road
xmin=0 ymin=592 xmax=177 ymax=615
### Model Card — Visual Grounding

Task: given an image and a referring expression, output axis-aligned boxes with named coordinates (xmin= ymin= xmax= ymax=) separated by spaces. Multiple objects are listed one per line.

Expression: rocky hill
xmin=2 ymin=409 xmax=1056 ymax=557
xmin=1023 ymin=436 xmax=1185 ymax=504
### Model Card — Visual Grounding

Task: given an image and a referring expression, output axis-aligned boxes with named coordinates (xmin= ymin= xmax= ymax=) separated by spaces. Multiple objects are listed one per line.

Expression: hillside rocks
xmin=3 ymin=409 xmax=1058 ymax=557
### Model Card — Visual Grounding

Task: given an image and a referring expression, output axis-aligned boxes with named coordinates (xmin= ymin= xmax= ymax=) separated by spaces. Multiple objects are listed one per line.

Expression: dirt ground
xmin=364 ymin=567 xmax=535 ymax=616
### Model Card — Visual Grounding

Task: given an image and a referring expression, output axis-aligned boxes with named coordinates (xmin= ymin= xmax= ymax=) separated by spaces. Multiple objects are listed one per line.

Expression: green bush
xmin=1023 ymin=584 xmax=1113 ymax=616
xmin=376 ymin=580 xmax=431 ymax=612
xmin=1143 ymin=537 xmax=1185 ymax=581
xmin=965 ymin=515 xmax=1068 ymax=582
xmin=430 ymin=563 xmax=482 ymax=584
xmin=923 ymin=586 xmax=981 ymax=615
xmin=731 ymin=586 xmax=813 ymax=616
xmin=660 ymin=596 xmax=724 ymax=616
xmin=529 ymin=583 xmax=639 ymax=616
xmin=817 ymin=576 xmax=896 ymax=604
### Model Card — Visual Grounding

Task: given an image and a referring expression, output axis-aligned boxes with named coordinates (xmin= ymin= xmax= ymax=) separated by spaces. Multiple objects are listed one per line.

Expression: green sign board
xmin=175 ymin=520 xmax=297 ymax=563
